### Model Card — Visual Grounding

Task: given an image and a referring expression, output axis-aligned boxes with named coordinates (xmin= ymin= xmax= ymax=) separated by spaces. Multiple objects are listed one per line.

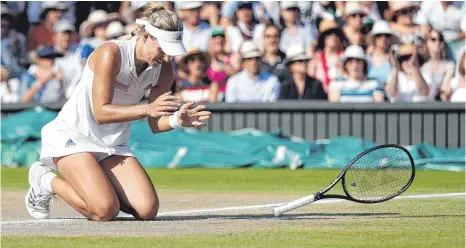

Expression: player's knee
xmin=89 ymin=200 xmax=120 ymax=221
xmin=134 ymin=200 xmax=159 ymax=220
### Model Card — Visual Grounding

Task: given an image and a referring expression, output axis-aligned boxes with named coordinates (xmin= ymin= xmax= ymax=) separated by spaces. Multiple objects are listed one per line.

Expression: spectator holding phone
xmin=328 ymin=45 xmax=384 ymax=103
xmin=367 ymin=20 xmax=398 ymax=85
xmin=386 ymin=44 xmax=430 ymax=102
xmin=450 ymin=50 xmax=465 ymax=102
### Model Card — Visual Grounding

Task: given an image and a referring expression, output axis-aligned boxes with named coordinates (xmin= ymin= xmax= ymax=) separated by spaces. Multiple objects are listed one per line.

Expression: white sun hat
xmin=281 ymin=1 xmax=299 ymax=10
xmin=135 ymin=19 xmax=187 ymax=56
xmin=286 ymin=43 xmax=311 ymax=65
xmin=177 ymin=2 xmax=203 ymax=10
xmin=367 ymin=20 xmax=399 ymax=45
xmin=239 ymin=40 xmax=262 ymax=59
xmin=342 ymin=45 xmax=368 ymax=65
xmin=106 ymin=21 xmax=125 ymax=39
xmin=53 ymin=19 xmax=75 ymax=33
xmin=345 ymin=2 xmax=366 ymax=18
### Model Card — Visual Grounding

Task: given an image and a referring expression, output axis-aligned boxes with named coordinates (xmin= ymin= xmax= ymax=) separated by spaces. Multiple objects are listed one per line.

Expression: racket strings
xmin=344 ymin=147 xmax=413 ymax=202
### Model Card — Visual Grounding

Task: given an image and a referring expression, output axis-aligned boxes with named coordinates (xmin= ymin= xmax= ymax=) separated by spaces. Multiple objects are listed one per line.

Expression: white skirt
xmin=40 ymin=121 xmax=135 ymax=171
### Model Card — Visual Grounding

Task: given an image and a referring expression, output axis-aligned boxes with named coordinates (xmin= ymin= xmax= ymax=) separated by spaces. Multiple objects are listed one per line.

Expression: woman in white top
xmin=420 ymin=29 xmax=455 ymax=101
xmin=25 ymin=3 xmax=211 ymax=221
xmin=386 ymin=44 xmax=430 ymax=102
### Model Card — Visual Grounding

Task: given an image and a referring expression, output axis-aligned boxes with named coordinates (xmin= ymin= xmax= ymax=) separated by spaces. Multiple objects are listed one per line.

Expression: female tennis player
xmin=25 ymin=3 xmax=211 ymax=221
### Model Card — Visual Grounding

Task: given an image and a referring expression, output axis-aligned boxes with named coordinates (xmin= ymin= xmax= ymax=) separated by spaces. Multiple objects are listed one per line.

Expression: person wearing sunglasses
xmin=342 ymin=2 xmax=367 ymax=48
xmin=279 ymin=1 xmax=316 ymax=55
xmin=225 ymin=41 xmax=280 ymax=103
xmin=366 ymin=20 xmax=399 ymax=86
xmin=386 ymin=44 xmax=430 ymax=102
xmin=386 ymin=2 xmax=427 ymax=45
xmin=420 ymin=29 xmax=455 ymax=101
xmin=328 ymin=45 xmax=384 ymax=103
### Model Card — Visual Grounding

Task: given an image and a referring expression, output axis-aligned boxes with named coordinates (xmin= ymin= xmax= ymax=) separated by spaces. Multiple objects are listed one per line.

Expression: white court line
xmin=2 ymin=192 xmax=464 ymax=225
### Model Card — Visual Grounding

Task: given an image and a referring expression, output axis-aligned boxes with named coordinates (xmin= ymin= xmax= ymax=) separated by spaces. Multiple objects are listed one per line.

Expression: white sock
xmin=40 ymin=172 xmax=57 ymax=194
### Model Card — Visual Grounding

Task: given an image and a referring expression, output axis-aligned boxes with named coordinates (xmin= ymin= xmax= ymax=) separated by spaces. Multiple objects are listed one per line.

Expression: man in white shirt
xmin=177 ymin=2 xmax=211 ymax=52
xmin=226 ymin=41 xmax=280 ymax=103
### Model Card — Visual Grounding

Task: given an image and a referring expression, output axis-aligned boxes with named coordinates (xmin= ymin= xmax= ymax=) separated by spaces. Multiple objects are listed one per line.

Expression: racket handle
xmin=273 ymin=194 xmax=316 ymax=217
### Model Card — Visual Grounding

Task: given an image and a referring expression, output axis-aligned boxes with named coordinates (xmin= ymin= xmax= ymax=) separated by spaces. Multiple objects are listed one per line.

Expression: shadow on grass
xmin=51 ymin=212 xmax=465 ymax=222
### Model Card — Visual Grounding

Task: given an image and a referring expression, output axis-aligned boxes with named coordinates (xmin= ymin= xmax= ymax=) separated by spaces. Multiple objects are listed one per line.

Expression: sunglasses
xmin=375 ymin=33 xmax=391 ymax=38
xmin=429 ymin=37 xmax=443 ymax=43
xmin=398 ymin=8 xmax=415 ymax=16
xmin=187 ymin=55 xmax=205 ymax=62
xmin=350 ymin=13 xmax=365 ymax=18
xmin=286 ymin=7 xmax=300 ymax=12
xmin=398 ymin=55 xmax=412 ymax=64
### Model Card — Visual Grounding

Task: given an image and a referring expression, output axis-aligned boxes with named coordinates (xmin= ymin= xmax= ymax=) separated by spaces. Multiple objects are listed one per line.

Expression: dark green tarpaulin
xmin=1 ymin=108 xmax=464 ymax=171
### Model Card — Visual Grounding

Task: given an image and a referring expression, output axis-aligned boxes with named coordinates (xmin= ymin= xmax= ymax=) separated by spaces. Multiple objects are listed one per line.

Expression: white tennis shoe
xmin=25 ymin=161 xmax=53 ymax=219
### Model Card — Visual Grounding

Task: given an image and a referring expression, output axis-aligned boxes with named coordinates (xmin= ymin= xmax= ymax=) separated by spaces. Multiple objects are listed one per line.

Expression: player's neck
xmin=134 ymin=38 xmax=148 ymax=71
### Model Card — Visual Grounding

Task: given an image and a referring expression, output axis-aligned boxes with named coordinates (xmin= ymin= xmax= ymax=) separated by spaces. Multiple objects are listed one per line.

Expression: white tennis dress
xmin=40 ymin=37 xmax=162 ymax=170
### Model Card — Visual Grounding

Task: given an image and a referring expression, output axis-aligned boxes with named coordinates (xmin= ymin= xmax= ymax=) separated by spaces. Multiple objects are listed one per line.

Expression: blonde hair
xmin=119 ymin=2 xmax=183 ymax=40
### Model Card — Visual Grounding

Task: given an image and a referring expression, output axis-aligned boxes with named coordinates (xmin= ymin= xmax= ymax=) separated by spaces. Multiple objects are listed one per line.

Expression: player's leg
xmin=52 ymin=153 xmax=121 ymax=221
xmin=100 ymin=155 xmax=159 ymax=220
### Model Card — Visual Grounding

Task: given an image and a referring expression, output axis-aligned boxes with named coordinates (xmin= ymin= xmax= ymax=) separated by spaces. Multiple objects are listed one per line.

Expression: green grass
xmin=2 ymin=198 xmax=465 ymax=247
xmin=2 ymin=167 xmax=464 ymax=194
xmin=2 ymin=168 xmax=464 ymax=247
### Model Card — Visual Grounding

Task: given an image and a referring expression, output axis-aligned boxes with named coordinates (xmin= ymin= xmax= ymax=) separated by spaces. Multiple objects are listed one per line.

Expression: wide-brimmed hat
xmin=341 ymin=45 xmax=368 ymax=66
xmin=344 ymin=2 xmax=366 ymax=19
xmin=211 ymin=26 xmax=225 ymax=37
xmin=316 ymin=20 xmax=346 ymax=51
xmin=367 ymin=20 xmax=398 ymax=45
xmin=1 ymin=3 xmax=15 ymax=21
xmin=37 ymin=46 xmax=64 ymax=59
xmin=53 ymin=19 xmax=75 ymax=33
xmin=178 ymin=48 xmax=211 ymax=72
xmin=80 ymin=10 xmax=120 ymax=38
xmin=177 ymin=1 xmax=203 ymax=10
xmin=286 ymin=43 xmax=311 ymax=65
xmin=106 ymin=21 xmax=125 ymax=39
xmin=385 ymin=1 xmax=420 ymax=21
xmin=281 ymin=1 xmax=299 ymax=10
xmin=240 ymin=41 xmax=262 ymax=59
xmin=40 ymin=1 xmax=69 ymax=20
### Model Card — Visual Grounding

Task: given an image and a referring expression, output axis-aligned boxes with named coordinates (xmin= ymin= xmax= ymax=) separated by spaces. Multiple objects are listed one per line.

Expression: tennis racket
xmin=274 ymin=144 xmax=415 ymax=216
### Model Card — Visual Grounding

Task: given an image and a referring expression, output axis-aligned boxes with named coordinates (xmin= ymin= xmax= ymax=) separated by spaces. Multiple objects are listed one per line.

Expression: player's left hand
xmin=178 ymin=102 xmax=211 ymax=127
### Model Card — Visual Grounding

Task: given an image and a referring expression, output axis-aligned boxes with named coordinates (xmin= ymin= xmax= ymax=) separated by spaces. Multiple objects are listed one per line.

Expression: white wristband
xmin=168 ymin=111 xmax=182 ymax=129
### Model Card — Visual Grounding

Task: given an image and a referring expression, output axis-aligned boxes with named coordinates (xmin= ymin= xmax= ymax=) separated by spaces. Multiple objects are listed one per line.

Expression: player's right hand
xmin=146 ymin=91 xmax=181 ymax=118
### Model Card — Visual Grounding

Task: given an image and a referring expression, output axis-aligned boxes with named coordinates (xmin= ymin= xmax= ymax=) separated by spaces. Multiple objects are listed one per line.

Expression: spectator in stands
xmin=27 ymin=2 xmax=68 ymax=52
xmin=52 ymin=20 xmax=82 ymax=100
xmin=200 ymin=2 xmax=221 ymax=27
xmin=220 ymin=1 xmax=269 ymax=29
xmin=106 ymin=21 xmax=126 ymax=40
xmin=207 ymin=27 xmax=238 ymax=102
xmin=367 ymin=20 xmax=398 ymax=85
xmin=225 ymin=41 xmax=280 ymax=102
xmin=386 ymin=2 xmax=426 ymax=45
xmin=80 ymin=10 xmax=120 ymax=48
xmin=386 ymin=44 xmax=430 ymax=102
xmin=421 ymin=29 xmax=455 ymax=102
xmin=177 ymin=49 xmax=216 ymax=103
xmin=310 ymin=20 xmax=348 ymax=92
xmin=261 ymin=23 xmax=288 ymax=82
xmin=279 ymin=44 xmax=327 ymax=100
xmin=177 ymin=2 xmax=211 ymax=52
xmin=225 ymin=2 xmax=265 ymax=53
xmin=20 ymin=46 xmax=65 ymax=103
xmin=342 ymin=2 xmax=367 ymax=48
xmin=1 ymin=5 xmax=28 ymax=79
xmin=279 ymin=1 xmax=316 ymax=55
xmin=450 ymin=50 xmax=465 ymax=102
xmin=1 ymin=61 xmax=21 ymax=103
xmin=358 ymin=1 xmax=383 ymax=24
xmin=311 ymin=1 xmax=346 ymax=26
xmin=416 ymin=1 xmax=465 ymax=62
xmin=328 ymin=45 xmax=384 ymax=103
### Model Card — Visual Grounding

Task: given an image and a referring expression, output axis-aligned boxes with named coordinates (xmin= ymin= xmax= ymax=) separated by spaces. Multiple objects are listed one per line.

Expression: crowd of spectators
xmin=1 ymin=1 xmax=465 ymax=104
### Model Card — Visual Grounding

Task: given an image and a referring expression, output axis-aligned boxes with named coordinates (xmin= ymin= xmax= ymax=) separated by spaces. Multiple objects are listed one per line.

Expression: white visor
xmin=135 ymin=19 xmax=187 ymax=56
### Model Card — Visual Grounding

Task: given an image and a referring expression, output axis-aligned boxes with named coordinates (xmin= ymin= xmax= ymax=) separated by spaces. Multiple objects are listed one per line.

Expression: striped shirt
xmin=329 ymin=78 xmax=384 ymax=103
